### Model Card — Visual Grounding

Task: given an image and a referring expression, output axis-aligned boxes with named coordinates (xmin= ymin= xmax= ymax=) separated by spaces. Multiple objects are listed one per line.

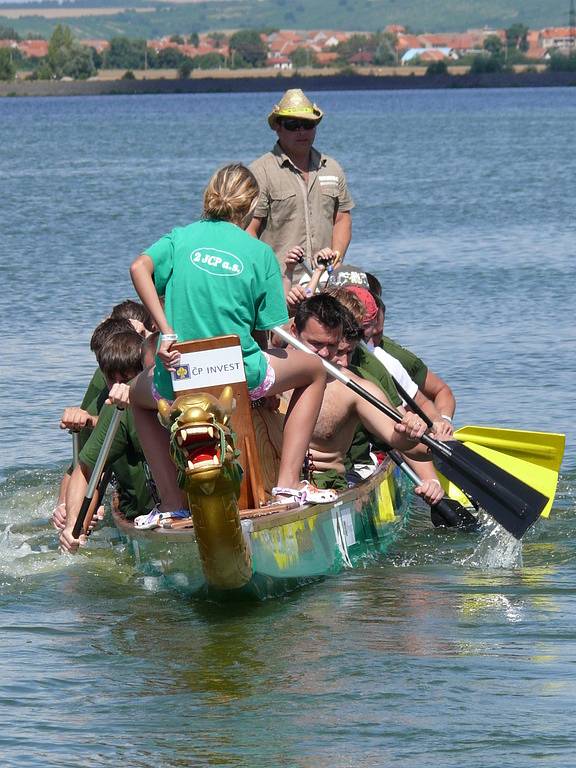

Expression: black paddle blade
xmin=430 ymin=498 xmax=479 ymax=532
xmin=430 ymin=441 xmax=548 ymax=539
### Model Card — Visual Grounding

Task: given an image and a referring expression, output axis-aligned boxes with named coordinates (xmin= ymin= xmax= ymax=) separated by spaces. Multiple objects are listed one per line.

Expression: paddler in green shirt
xmin=53 ymin=317 xmax=136 ymax=530
xmin=60 ymin=330 xmax=154 ymax=553
xmin=364 ymin=270 xmax=456 ymax=428
xmin=330 ymin=264 xmax=456 ymax=429
xmin=53 ymin=303 xmax=155 ymax=531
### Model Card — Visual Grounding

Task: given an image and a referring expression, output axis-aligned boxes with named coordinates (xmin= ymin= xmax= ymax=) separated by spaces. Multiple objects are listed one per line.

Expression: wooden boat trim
xmin=112 ymin=457 xmax=392 ymax=538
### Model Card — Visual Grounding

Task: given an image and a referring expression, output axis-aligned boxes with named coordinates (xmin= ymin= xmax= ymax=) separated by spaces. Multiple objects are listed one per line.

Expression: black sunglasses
xmin=280 ymin=119 xmax=316 ymax=132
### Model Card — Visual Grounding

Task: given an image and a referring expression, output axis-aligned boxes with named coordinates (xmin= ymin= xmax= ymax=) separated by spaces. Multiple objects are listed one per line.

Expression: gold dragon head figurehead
xmin=157 ymin=386 xmax=241 ymax=493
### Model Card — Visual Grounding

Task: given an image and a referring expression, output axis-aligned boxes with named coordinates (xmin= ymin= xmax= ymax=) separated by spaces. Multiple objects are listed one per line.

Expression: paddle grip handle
xmin=274 ymin=327 xmax=452 ymax=459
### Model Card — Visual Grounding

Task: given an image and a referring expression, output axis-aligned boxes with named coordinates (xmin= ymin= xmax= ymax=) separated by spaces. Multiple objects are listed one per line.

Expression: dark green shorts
xmin=311 ymin=469 xmax=349 ymax=491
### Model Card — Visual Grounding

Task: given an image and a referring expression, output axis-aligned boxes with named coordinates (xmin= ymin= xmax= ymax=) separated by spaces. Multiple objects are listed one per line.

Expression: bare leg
xmin=266 ymin=348 xmax=326 ymax=489
xmin=130 ymin=368 xmax=187 ymax=512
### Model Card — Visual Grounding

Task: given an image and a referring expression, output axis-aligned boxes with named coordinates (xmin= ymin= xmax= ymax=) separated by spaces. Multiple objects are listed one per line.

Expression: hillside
xmin=1 ymin=0 xmax=572 ymax=39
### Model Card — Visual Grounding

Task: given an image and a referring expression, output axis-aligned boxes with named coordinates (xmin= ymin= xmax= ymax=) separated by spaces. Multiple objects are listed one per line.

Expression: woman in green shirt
xmin=127 ymin=163 xmax=335 ymax=509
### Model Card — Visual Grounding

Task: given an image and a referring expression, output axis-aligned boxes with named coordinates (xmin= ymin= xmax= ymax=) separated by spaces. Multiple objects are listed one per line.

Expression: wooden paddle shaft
xmin=71 ymin=408 xmax=122 ymax=539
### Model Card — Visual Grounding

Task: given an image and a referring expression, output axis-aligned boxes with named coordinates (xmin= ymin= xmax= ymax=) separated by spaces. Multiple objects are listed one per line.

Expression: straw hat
xmin=268 ymin=89 xmax=323 ymax=129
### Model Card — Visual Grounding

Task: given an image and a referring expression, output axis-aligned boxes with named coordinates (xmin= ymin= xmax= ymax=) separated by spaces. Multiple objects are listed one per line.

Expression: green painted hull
xmin=114 ymin=460 xmax=413 ymax=600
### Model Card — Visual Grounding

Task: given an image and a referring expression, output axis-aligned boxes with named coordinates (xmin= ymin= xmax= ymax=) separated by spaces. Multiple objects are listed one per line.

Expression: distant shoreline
xmin=2 ymin=69 xmax=576 ymax=98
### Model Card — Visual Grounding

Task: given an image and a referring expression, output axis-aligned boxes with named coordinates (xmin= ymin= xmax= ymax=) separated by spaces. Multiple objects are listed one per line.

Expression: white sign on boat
xmin=171 ymin=346 xmax=246 ymax=391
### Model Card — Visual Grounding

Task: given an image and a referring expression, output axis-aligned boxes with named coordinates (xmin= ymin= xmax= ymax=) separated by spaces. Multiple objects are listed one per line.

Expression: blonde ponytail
xmin=203 ymin=163 xmax=259 ymax=224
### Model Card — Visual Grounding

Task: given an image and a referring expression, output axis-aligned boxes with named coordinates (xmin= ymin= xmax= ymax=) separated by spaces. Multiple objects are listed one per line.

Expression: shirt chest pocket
xmin=320 ymin=184 xmax=339 ymax=219
xmin=269 ymin=186 xmax=298 ymax=222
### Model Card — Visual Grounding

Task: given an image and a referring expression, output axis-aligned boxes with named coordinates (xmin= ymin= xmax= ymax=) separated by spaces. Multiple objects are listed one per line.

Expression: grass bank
xmin=2 ymin=67 xmax=575 ymax=98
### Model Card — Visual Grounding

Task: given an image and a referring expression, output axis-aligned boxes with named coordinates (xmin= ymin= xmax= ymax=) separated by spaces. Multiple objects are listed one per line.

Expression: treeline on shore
xmin=2 ymin=23 xmax=576 ymax=83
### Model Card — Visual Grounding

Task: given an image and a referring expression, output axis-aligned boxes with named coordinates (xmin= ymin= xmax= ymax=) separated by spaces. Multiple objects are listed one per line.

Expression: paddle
xmin=358 ymin=341 xmax=439 ymax=429
xmin=454 ymin=426 xmax=564 ymax=519
xmin=71 ymin=430 xmax=80 ymax=469
xmin=273 ymin=325 xmax=549 ymax=539
xmin=72 ymin=407 xmax=122 ymax=539
xmin=384 ymin=447 xmax=479 ymax=531
xmin=359 ymin=342 xmax=565 ymax=518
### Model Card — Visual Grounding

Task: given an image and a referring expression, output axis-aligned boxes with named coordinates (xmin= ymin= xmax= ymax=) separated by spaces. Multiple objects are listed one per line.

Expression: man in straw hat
xmin=248 ymin=88 xmax=354 ymax=279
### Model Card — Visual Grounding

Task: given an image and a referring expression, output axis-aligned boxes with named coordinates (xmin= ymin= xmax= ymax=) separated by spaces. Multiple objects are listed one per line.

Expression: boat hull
xmin=113 ymin=459 xmax=413 ymax=600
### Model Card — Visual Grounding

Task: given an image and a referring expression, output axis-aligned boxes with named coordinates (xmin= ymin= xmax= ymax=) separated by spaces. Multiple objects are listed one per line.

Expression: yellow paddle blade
xmin=457 ymin=441 xmax=560 ymax=518
xmin=454 ymin=426 xmax=565 ymax=475
xmin=437 ymin=427 xmax=565 ymax=519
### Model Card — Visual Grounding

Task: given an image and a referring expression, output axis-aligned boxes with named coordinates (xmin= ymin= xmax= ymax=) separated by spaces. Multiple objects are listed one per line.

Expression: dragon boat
xmin=111 ymin=336 xmax=414 ymax=600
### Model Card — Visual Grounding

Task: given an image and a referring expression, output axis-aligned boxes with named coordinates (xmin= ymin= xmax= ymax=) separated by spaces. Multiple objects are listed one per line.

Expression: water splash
xmin=463 ymin=513 xmax=523 ymax=569
xmin=0 ymin=524 xmax=33 ymax=560
xmin=0 ymin=468 xmax=84 ymax=579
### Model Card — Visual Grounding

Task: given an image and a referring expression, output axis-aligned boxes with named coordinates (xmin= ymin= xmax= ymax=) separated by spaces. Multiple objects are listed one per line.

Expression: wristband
xmin=441 ymin=414 xmax=453 ymax=423
xmin=160 ymin=333 xmax=178 ymax=342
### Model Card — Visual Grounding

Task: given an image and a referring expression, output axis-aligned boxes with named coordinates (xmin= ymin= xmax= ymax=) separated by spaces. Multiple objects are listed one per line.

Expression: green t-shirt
xmin=350 ymin=345 xmax=402 ymax=406
xmin=346 ymin=347 xmax=402 ymax=469
xmin=79 ymin=404 xmax=153 ymax=520
xmin=146 ymin=219 xmax=289 ymax=398
xmin=380 ymin=335 xmax=428 ymax=389
xmin=80 ymin=367 xmax=107 ymax=412
xmin=76 ymin=367 xmax=109 ymax=453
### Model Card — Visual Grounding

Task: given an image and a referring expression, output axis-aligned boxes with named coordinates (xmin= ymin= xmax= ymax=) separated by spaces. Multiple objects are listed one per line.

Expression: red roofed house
xmin=315 ymin=51 xmax=339 ymax=66
xmin=267 ymin=29 xmax=304 ymax=57
xmin=322 ymin=31 xmax=353 ymax=49
xmin=148 ymin=36 xmax=229 ymax=60
xmin=269 ymin=39 xmax=299 ymax=57
xmin=418 ymin=49 xmax=451 ymax=62
xmin=419 ymin=32 xmax=481 ymax=53
xmin=17 ymin=40 xmax=49 ymax=59
xmin=80 ymin=39 xmax=110 ymax=54
xmin=396 ymin=33 xmax=423 ymax=53
xmin=539 ymin=27 xmax=576 ymax=50
xmin=525 ymin=30 xmax=549 ymax=61
xmin=349 ymin=50 xmax=374 ymax=66
xmin=266 ymin=55 xmax=292 ymax=70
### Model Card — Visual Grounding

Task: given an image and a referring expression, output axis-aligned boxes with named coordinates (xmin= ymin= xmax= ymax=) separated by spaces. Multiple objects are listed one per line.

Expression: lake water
xmin=0 ymin=87 xmax=575 ymax=767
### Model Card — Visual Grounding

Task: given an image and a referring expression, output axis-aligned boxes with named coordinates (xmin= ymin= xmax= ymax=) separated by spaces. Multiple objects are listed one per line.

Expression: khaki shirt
xmin=250 ymin=142 xmax=354 ymax=269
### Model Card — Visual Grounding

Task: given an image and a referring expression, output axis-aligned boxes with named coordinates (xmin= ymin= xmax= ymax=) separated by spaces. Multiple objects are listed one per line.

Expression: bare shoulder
xmin=346 ymin=370 xmax=391 ymax=410
xmin=326 ymin=377 xmax=356 ymax=404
